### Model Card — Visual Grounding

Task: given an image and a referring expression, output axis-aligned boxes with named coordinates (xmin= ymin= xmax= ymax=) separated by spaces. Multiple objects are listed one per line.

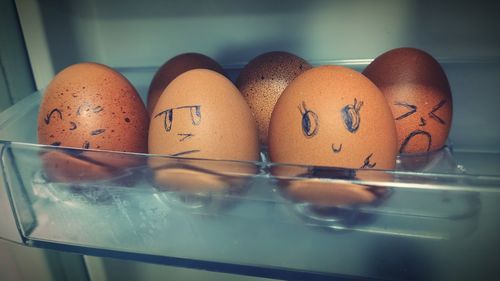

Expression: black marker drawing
xmin=51 ymin=141 xmax=61 ymax=146
xmin=69 ymin=122 xmax=77 ymax=130
xmin=342 ymin=98 xmax=363 ymax=133
xmin=394 ymin=102 xmax=417 ymax=120
xmin=178 ymin=133 xmax=194 ymax=142
xmin=429 ymin=100 xmax=447 ymax=125
xmin=77 ymin=102 xmax=104 ymax=116
xmin=44 ymin=108 xmax=62 ymax=124
xmin=82 ymin=141 xmax=90 ymax=149
xmin=91 ymin=129 xmax=106 ymax=136
xmin=298 ymin=102 xmax=319 ymax=138
xmin=331 ymin=143 xmax=343 ymax=153
xmin=419 ymin=117 xmax=426 ymax=126
xmin=170 ymin=150 xmax=201 ymax=157
xmin=361 ymin=153 xmax=376 ymax=168
xmin=154 ymin=105 xmax=201 ymax=133
xmin=400 ymin=130 xmax=432 ymax=153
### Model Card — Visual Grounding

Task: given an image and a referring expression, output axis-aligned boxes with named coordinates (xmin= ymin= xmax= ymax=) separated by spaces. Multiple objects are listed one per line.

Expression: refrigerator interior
xmin=1 ymin=0 xmax=500 ymax=280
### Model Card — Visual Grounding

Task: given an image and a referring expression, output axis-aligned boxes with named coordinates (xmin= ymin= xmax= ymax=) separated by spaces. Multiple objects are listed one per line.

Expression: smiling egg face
xmin=268 ymin=65 xmax=398 ymax=170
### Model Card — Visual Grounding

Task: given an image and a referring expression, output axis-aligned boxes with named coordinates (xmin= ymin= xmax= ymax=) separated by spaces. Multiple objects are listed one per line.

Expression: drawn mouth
xmin=331 ymin=143 xmax=343 ymax=153
xmin=400 ymin=130 xmax=432 ymax=153
xmin=361 ymin=153 xmax=376 ymax=169
xmin=170 ymin=150 xmax=201 ymax=157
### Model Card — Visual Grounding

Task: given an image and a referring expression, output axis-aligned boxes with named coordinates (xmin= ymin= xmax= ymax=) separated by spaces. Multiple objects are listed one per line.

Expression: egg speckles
xmin=236 ymin=51 xmax=312 ymax=145
xmin=38 ymin=62 xmax=149 ymax=153
xmin=147 ymin=53 xmax=224 ymax=116
xmin=363 ymin=48 xmax=453 ymax=154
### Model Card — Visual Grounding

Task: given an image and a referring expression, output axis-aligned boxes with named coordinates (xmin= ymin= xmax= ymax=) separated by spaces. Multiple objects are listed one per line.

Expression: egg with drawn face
xmin=148 ymin=69 xmax=260 ymax=192
xmin=268 ymin=65 xmax=398 ymax=170
xmin=363 ymin=47 xmax=453 ymax=154
xmin=37 ymin=62 xmax=149 ymax=182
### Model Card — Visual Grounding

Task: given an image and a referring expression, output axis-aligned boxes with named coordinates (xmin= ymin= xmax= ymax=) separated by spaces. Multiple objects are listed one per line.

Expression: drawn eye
xmin=298 ymin=102 xmax=319 ymax=138
xmin=190 ymin=105 xmax=201 ymax=125
xmin=394 ymin=102 xmax=417 ymax=120
xmin=165 ymin=109 xmax=173 ymax=131
xmin=153 ymin=109 xmax=173 ymax=132
xmin=341 ymin=98 xmax=363 ymax=133
xmin=428 ymin=100 xmax=447 ymax=125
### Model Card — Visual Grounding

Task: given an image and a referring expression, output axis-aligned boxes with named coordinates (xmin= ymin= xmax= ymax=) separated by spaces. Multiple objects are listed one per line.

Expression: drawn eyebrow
xmin=428 ymin=100 xmax=447 ymax=125
xmin=77 ymin=102 xmax=104 ymax=116
xmin=44 ymin=108 xmax=62 ymax=124
xmin=394 ymin=102 xmax=417 ymax=120
xmin=91 ymin=129 xmax=106 ymax=136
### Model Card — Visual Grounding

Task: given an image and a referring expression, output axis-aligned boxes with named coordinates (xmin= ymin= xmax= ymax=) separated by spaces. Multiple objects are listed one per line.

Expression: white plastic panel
xmin=17 ymin=0 xmax=500 ymax=86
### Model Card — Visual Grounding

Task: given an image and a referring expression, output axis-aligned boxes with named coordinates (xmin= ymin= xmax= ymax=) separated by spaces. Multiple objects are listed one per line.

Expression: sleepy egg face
xmin=148 ymin=68 xmax=260 ymax=162
xmin=152 ymin=104 xmax=203 ymax=157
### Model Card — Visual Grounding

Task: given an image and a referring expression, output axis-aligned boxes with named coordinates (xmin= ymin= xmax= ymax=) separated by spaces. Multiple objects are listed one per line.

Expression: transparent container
xmin=1 ymin=65 xmax=500 ymax=281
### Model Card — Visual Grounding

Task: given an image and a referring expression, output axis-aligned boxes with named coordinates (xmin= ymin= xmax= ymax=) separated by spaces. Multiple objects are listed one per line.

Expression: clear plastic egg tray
xmin=1 ymin=66 xmax=500 ymax=281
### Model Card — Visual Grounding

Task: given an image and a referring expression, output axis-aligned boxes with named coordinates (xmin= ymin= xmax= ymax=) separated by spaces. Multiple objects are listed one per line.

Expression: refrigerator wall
xmin=1 ymin=0 xmax=500 ymax=281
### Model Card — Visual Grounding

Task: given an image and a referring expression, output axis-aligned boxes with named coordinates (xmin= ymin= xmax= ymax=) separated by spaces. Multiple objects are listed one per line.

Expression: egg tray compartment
xmin=0 ymin=70 xmax=497 ymax=279
xmin=0 ymin=91 xmax=498 ymax=280
xmin=2 ymin=137 xmax=481 ymax=238
xmin=0 ymin=137 xmax=490 ymax=279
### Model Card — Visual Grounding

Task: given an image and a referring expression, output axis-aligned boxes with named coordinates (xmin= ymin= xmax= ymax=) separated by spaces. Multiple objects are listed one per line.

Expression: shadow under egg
xmin=148 ymin=157 xmax=257 ymax=212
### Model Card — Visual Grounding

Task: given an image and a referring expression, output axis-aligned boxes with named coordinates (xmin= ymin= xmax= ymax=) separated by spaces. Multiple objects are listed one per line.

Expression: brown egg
xmin=269 ymin=65 xmax=398 ymax=170
xmin=147 ymin=53 xmax=224 ymax=116
xmin=272 ymin=165 xmax=388 ymax=207
xmin=363 ymin=47 xmax=453 ymax=154
xmin=148 ymin=69 xmax=259 ymax=192
xmin=236 ymin=51 xmax=312 ymax=145
xmin=268 ymin=66 xmax=397 ymax=206
xmin=37 ymin=62 xmax=149 ymax=181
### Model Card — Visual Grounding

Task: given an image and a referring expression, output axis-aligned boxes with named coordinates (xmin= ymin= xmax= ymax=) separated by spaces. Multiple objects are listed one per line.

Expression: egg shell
xmin=236 ymin=51 xmax=312 ymax=145
xmin=147 ymin=53 xmax=224 ymax=116
xmin=271 ymin=164 xmax=390 ymax=207
xmin=363 ymin=47 xmax=453 ymax=154
xmin=148 ymin=69 xmax=259 ymax=191
xmin=269 ymin=65 xmax=398 ymax=170
xmin=37 ymin=62 xmax=149 ymax=181
xmin=40 ymin=151 xmax=118 ymax=182
xmin=149 ymin=156 xmax=256 ymax=194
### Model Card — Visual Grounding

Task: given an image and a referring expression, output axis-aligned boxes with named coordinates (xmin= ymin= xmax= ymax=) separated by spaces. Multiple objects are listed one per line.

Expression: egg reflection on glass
xmin=363 ymin=47 xmax=453 ymax=154
xmin=268 ymin=65 xmax=397 ymax=207
xmin=148 ymin=69 xmax=260 ymax=194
